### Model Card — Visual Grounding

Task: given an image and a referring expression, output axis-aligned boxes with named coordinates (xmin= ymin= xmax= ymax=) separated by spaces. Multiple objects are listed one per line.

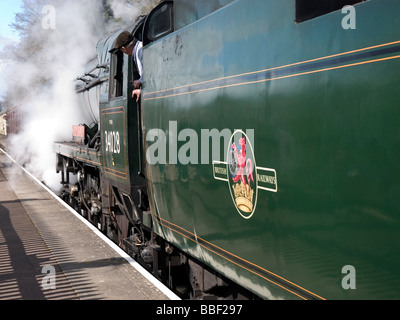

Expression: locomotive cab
xmin=100 ymin=17 xmax=151 ymax=232
xmin=55 ymin=16 xmax=152 ymax=253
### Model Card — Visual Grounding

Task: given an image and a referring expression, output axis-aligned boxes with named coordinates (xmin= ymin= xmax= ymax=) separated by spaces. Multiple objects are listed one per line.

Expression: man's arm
xmin=132 ymin=89 xmax=141 ymax=102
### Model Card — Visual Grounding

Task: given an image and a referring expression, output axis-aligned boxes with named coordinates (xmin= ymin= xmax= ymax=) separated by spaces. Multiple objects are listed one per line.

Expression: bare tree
xmin=2 ymin=0 xmax=160 ymax=105
xmin=10 ymin=0 xmax=52 ymax=40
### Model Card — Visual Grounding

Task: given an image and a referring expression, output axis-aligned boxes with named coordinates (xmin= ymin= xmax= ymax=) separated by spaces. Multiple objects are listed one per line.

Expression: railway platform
xmin=0 ymin=149 xmax=179 ymax=300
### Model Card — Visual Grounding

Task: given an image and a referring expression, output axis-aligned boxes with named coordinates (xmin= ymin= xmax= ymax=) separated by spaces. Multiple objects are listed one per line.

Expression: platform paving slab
xmin=0 ymin=152 xmax=172 ymax=300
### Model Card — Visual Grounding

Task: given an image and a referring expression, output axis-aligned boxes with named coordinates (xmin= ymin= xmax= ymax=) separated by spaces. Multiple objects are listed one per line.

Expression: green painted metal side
xmin=101 ymin=105 xmax=128 ymax=181
xmin=100 ymin=52 xmax=143 ymax=187
xmin=142 ymin=0 xmax=400 ymax=299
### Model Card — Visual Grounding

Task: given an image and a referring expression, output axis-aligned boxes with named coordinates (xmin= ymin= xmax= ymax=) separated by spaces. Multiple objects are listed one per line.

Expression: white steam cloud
xmin=108 ymin=0 xmax=158 ymax=23
xmin=2 ymin=0 xmax=159 ymax=191
xmin=4 ymin=0 xmax=105 ymax=190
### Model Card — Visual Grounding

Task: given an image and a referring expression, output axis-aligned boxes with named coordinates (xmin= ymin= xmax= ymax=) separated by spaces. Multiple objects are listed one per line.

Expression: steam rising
xmin=1 ymin=1 xmax=103 ymax=190
xmin=1 ymin=0 xmax=158 ymax=191
xmin=108 ymin=0 xmax=151 ymax=22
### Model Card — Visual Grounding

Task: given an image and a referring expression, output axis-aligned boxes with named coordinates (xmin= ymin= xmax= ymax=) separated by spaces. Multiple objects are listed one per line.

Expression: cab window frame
xmin=109 ymin=50 xmax=124 ymax=100
xmin=143 ymin=1 xmax=174 ymax=46
xmin=296 ymin=0 xmax=367 ymax=23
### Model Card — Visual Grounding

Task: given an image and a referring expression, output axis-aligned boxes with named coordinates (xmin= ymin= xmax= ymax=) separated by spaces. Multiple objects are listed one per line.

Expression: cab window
xmin=109 ymin=50 xmax=124 ymax=99
xmin=143 ymin=1 xmax=174 ymax=46
xmin=296 ymin=0 xmax=367 ymax=23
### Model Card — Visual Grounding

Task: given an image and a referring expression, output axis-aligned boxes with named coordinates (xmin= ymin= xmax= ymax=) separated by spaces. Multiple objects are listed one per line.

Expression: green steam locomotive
xmin=54 ymin=0 xmax=400 ymax=299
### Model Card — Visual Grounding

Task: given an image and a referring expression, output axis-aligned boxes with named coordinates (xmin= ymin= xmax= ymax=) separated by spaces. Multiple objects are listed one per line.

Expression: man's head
xmin=114 ymin=31 xmax=135 ymax=55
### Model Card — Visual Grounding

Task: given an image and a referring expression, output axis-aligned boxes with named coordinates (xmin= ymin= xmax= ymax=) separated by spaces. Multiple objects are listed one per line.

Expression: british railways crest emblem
xmin=213 ymin=130 xmax=278 ymax=219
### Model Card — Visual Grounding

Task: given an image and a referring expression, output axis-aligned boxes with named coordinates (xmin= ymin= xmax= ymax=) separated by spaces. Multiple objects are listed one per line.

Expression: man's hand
xmin=132 ymin=89 xmax=141 ymax=102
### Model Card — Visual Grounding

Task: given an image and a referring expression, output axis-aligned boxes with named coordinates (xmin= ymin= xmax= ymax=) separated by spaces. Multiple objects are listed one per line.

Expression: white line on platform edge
xmin=0 ymin=148 xmax=181 ymax=301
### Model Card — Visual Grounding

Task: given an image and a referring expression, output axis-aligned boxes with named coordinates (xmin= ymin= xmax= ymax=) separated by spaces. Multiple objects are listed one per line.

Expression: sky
xmin=0 ymin=0 xmax=23 ymax=102
xmin=0 ymin=0 xmax=23 ymax=51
